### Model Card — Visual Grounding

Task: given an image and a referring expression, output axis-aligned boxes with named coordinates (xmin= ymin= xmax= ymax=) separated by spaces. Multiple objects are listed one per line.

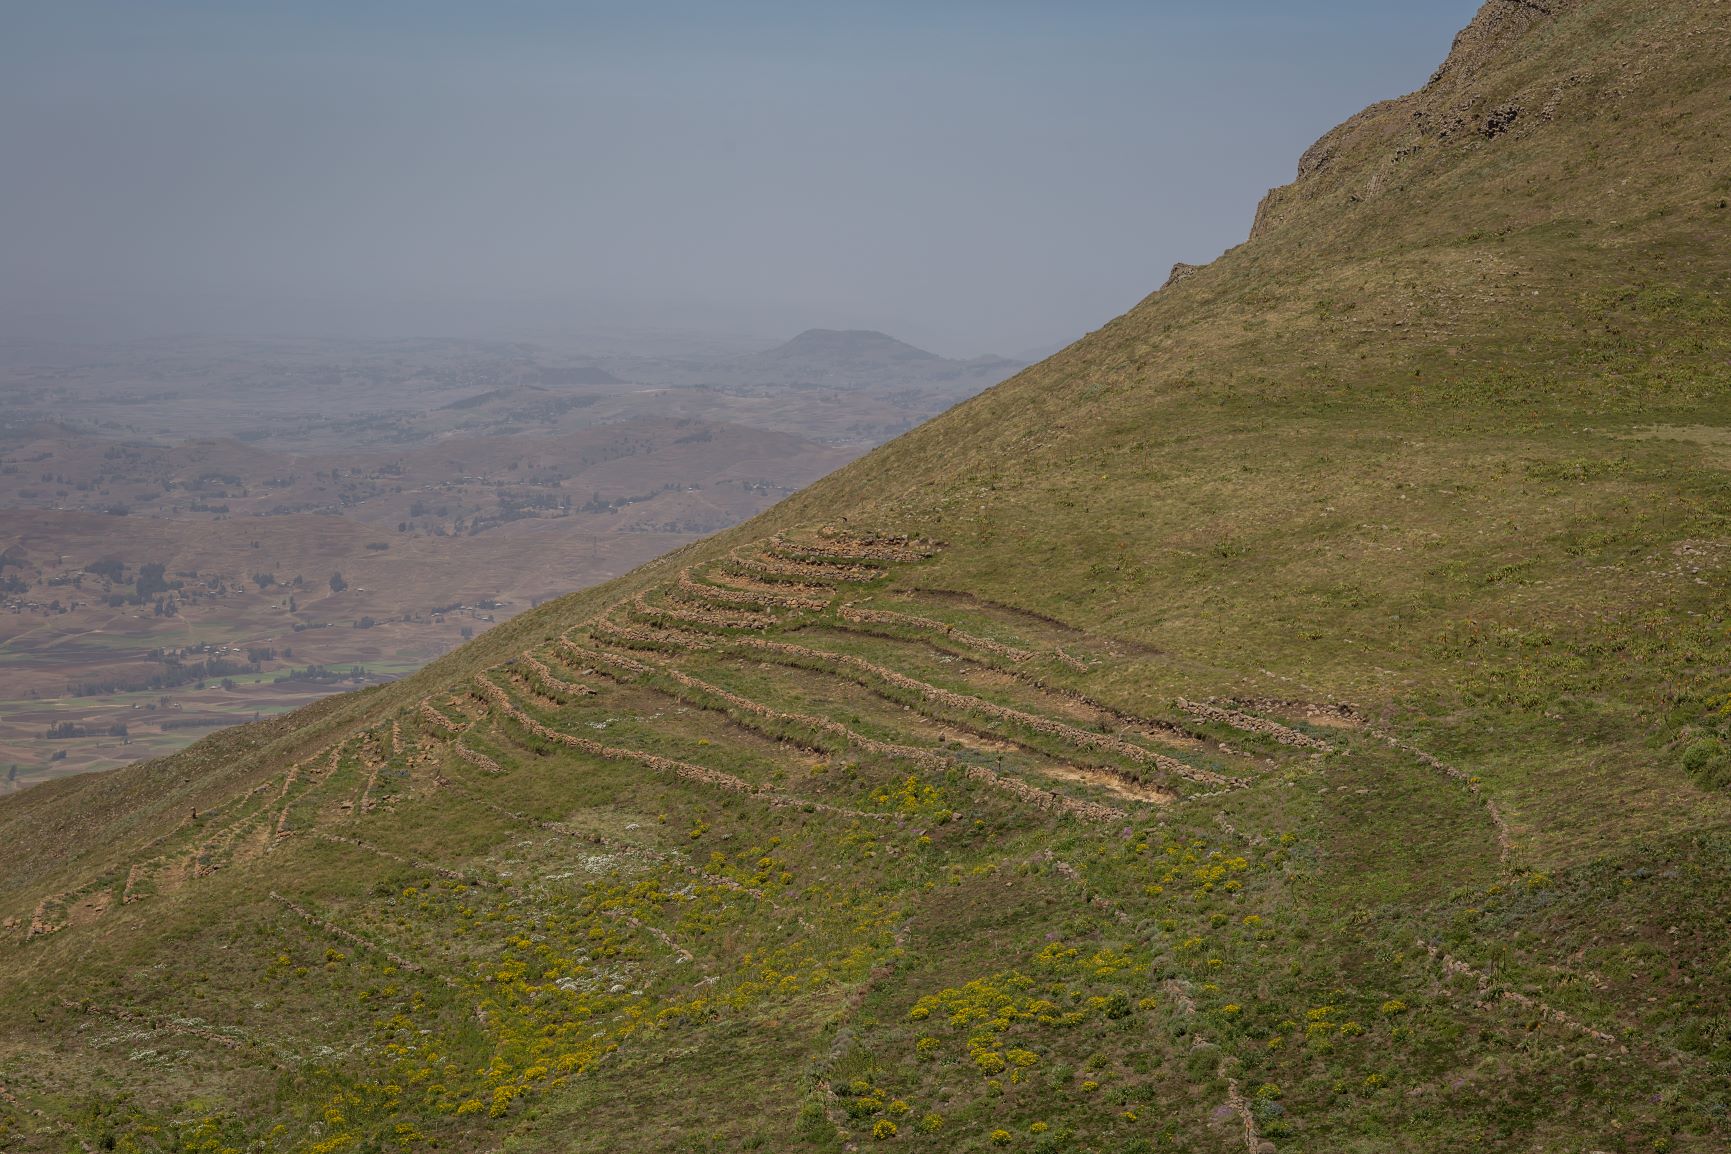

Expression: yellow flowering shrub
xmin=870 ymin=774 xmax=949 ymax=817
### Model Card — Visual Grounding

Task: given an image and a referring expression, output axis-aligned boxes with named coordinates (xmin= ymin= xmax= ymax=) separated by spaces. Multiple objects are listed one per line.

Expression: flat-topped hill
xmin=762 ymin=328 xmax=942 ymax=364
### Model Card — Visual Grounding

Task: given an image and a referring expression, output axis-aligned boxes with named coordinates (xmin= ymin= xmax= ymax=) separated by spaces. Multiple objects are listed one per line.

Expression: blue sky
xmin=1 ymin=2 xmax=1481 ymax=355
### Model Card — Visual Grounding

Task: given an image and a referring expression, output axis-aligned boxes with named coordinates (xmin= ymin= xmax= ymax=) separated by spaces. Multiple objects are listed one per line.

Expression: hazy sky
xmin=1 ymin=2 xmax=1480 ymax=356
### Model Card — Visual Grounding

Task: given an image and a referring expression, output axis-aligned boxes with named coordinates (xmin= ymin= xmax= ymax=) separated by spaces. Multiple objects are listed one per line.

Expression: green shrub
xmin=1184 ymin=1046 xmax=1220 ymax=1082
xmin=1681 ymin=738 xmax=1731 ymax=789
xmin=795 ymin=1100 xmax=835 ymax=1143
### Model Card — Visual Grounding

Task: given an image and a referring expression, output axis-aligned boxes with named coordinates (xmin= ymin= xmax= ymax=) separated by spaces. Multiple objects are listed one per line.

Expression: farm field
xmin=1 ymin=332 xmax=1020 ymax=789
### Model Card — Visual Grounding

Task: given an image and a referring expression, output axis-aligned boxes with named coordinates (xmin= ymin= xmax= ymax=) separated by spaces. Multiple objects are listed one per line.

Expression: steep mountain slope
xmin=5 ymin=3 xmax=1731 ymax=1152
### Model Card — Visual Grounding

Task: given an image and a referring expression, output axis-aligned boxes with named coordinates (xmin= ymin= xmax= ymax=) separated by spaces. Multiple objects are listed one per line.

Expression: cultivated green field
xmin=2 ymin=2 xmax=1729 ymax=1151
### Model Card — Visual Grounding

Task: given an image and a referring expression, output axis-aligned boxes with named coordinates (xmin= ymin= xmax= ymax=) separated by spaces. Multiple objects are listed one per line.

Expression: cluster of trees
xmin=69 ymin=654 xmax=260 ymax=698
xmin=580 ymin=488 xmax=664 ymax=514
xmin=135 ymin=563 xmax=172 ymax=597
xmin=272 ymin=664 xmax=367 ymax=685
xmin=82 ymin=560 xmax=184 ymax=606
xmin=43 ymin=720 xmax=129 ymax=739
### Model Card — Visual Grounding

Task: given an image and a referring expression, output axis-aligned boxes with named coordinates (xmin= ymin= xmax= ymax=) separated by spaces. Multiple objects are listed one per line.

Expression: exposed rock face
xmin=1161 ymin=262 xmax=1204 ymax=291
xmin=1483 ymin=102 xmax=1521 ymax=138
xmin=1249 ymin=0 xmax=1585 ymax=240
xmin=1426 ymin=0 xmax=1578 ymax=90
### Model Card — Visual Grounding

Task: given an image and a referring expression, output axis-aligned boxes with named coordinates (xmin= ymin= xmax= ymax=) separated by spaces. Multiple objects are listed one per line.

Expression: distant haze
xmin=1 ymin=1 xmax=1478 ymax=357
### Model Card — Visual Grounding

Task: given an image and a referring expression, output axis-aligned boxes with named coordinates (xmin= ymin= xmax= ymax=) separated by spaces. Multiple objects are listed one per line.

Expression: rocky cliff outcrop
xmin=1250 ymin=0 xmax=1589 ymax=240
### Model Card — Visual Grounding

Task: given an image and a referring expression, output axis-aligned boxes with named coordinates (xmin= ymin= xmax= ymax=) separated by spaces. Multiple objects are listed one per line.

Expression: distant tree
xmin=328 ymin=572 xmax=347 ymax=594
xmin=136 ymin=563 xmax=169 ymax=598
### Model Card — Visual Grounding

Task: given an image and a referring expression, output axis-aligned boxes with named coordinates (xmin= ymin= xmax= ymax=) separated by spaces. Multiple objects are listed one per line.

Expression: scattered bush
xmin=1681 ymin=737 xmax=1731 ymax=789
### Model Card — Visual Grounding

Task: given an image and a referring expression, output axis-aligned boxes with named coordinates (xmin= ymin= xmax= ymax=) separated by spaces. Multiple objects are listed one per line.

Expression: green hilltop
xmin=5 ymin=1 xmax=1731 ymax=1151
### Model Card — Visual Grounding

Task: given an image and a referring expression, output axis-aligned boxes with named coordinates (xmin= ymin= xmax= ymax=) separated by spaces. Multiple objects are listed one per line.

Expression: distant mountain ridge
xmin=754 ymin=328 xmax=941 ymax=365
xmin=318 ymin=329 xmax=1026 ymax=410
xmin=594 ymin=327 xmax=1026 ymax=392
xmin=723 ymin=327 xmax=1023 ymax=388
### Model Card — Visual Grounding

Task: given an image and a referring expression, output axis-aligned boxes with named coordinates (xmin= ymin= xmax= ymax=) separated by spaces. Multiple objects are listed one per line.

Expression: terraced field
xmin=7 ymin=531 xmax=1721 ymax=1152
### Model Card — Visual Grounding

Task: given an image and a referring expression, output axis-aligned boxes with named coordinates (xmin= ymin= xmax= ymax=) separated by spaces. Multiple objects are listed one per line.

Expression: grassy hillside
xmin=4 ymin=2 xmax=1731 ymax=1151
